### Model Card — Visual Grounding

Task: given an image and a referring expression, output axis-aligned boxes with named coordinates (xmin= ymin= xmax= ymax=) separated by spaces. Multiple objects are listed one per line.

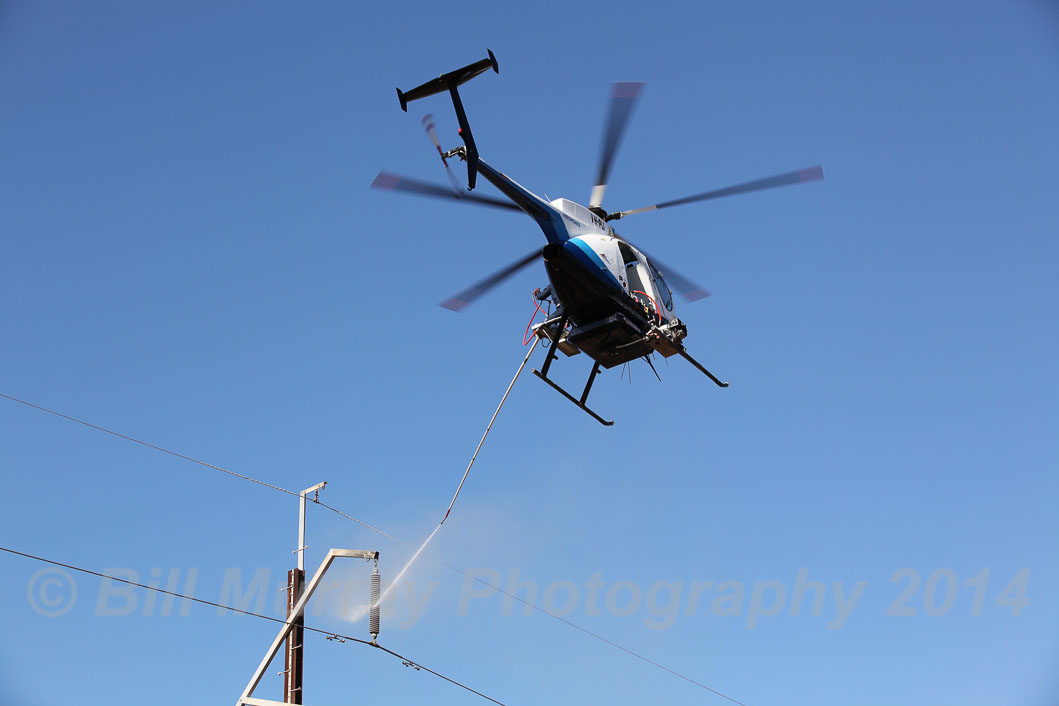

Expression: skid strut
xmin=532 ymin=316 xmax=615 ymax=426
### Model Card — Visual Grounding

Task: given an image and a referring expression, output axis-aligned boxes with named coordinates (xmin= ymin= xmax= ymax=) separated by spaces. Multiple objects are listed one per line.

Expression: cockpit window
xmin=618 ymin=242 xmax=639 ymax=267
xmin=649 ymin=261 xmax=674 ymax=311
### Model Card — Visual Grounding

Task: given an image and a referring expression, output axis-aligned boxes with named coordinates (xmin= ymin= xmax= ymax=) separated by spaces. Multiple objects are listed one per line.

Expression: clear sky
xmin=1 ymin=1 xmax=1057 ymax=705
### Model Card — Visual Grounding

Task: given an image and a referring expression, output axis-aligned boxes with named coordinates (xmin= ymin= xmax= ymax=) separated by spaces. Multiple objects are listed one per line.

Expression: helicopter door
xmin=617 ymin=242 xmax=643 ymax=290
xmin=618 ymin=242 xmax=657 ymax=316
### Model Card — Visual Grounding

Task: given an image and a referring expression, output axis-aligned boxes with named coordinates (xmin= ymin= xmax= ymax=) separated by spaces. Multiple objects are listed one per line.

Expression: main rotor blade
xmin=648 ymin=254 xmax=713 ymax=302
xmin=440 ymin=248 xmax=544 ymax=311
xmin=618 ymin=233 xmax=712 ymax=302
xmin=590 ymin=82 xmax=644 ymax=209
xmin=371 ymin=172 xmax=521 ymax=212
xmin=610 ymin=165 xmax=824 ymax=220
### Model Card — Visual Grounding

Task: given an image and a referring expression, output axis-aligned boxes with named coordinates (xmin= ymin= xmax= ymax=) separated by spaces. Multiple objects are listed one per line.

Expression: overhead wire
xmin=372 ymin=643 xmax=505 ymax=706
xmin=0 ymin=546 xmax=507 ymax=705
xmin=0 ymin=390 xmax=747 ymax=706
xmin=0 ymin=392 xmax=301 ymax=500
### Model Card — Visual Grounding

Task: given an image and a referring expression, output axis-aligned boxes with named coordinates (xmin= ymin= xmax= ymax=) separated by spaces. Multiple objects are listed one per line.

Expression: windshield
xmin=649 ymin=261 xmax=674 ymax=311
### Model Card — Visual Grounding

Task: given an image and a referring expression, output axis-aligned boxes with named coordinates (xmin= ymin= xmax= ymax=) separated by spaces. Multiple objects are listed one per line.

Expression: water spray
xmin=367 ymin=339 xmax=540 ymax=614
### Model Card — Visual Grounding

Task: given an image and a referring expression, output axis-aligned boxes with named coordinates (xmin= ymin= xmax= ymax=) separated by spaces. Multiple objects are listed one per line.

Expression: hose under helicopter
xmin=371 ymin=337 xmax=540 ymax=610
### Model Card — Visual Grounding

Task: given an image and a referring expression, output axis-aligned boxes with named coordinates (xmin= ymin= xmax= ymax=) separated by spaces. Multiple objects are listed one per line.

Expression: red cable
xmin=523 ymin=293 xmax=545 ymax=345
xmin=626 ymin=290 xmax=660 ymax=326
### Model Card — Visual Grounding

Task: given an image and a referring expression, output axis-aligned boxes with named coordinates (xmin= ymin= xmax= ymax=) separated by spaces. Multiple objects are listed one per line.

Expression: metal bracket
xmin=236 ymin=548 xmax=377 ymax=706
xmin=296 ymin=482 xmax=327 ymax=572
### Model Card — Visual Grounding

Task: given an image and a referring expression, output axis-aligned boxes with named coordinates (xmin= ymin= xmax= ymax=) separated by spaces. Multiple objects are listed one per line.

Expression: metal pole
xmin=284 ymin=482 xmax=324 ymax=703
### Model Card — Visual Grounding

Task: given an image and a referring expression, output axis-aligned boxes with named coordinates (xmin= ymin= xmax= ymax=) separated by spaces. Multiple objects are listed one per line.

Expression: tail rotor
xmin=422 ymin=113 xmax=462 ymax=194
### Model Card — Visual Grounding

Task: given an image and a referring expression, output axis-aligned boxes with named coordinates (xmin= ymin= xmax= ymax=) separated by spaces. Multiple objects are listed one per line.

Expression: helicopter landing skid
xmin=532 ymin=316 xmax=614 ymax=426
xmin=532 ymin=365 xmax=613 ymax=427
xmin=679 ymin=349 xmax=730 ymax=388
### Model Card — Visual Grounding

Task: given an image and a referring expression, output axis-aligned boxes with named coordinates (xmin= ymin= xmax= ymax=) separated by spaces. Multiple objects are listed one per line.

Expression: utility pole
xmin=284 ymin=482 xmax=325 ymax=704
xmin=283 ymin=568 xmax=303 ymax=704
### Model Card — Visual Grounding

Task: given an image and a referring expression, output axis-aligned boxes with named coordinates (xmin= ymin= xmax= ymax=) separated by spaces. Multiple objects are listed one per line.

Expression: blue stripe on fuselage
xmin=566 ymin=238 xmax=623 ymax=291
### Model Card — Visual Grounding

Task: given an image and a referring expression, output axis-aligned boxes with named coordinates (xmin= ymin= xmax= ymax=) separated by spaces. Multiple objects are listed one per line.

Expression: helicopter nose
xmin=543 ymin=243 xmax=563 ymax=262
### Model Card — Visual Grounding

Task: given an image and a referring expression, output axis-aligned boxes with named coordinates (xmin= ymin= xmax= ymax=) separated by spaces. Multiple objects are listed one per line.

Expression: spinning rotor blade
xmin=590 ymin=82 xmax=644 ymax=209
xmin=609 ymin=165 xmax=824 ymax=220
xmin=422 ymin=114 xmax=445 ymax=157
xmin=440 ymin=248 xmax=544 ymax=311
xmin=647 ymin=254 xmax=713 ymax=302
xmin=422 ymin=114 xmax=461 ymax=193
xmin=371 ymin=172 xmax=521 ymax=212
xmin=618 ymin=233 xmax=712 ymax=302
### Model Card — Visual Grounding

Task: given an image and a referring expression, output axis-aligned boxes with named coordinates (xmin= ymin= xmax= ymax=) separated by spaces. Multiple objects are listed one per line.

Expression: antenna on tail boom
xmin=395 ymin=49 xmax=498 ymax=190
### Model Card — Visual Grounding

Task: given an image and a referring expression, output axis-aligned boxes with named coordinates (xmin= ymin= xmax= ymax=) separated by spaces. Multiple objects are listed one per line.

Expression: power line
xmin=372 ymin=643 xmax=505 ymax=706
xmin=1 ymin=390 xmax=747 ymax=706
xmin=1 ymin=545 xmax=506 ymax=706
xmin=0 ymin=392 xmax=301 ymax=499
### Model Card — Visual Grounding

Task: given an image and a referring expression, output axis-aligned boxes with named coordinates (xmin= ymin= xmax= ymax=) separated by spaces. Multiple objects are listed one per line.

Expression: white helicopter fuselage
xmin=474 ymin=156 xmax=677 ymax=326
xmin=545 ymin=198 xmax=676 ymax=324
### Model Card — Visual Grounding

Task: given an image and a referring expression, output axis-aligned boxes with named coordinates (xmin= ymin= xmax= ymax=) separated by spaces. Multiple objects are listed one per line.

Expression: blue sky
xmin=1 ymin=1 xmax=1057 ymax=704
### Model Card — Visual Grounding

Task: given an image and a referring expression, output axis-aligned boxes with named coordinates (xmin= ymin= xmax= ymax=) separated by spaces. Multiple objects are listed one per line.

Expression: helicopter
xmin=372 ymin=51 xmax=823 ymax=426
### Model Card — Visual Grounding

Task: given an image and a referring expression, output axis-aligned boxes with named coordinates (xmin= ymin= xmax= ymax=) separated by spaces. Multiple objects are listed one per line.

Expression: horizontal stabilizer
xmin=396 ymin=50 xmax=498 ymax=112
